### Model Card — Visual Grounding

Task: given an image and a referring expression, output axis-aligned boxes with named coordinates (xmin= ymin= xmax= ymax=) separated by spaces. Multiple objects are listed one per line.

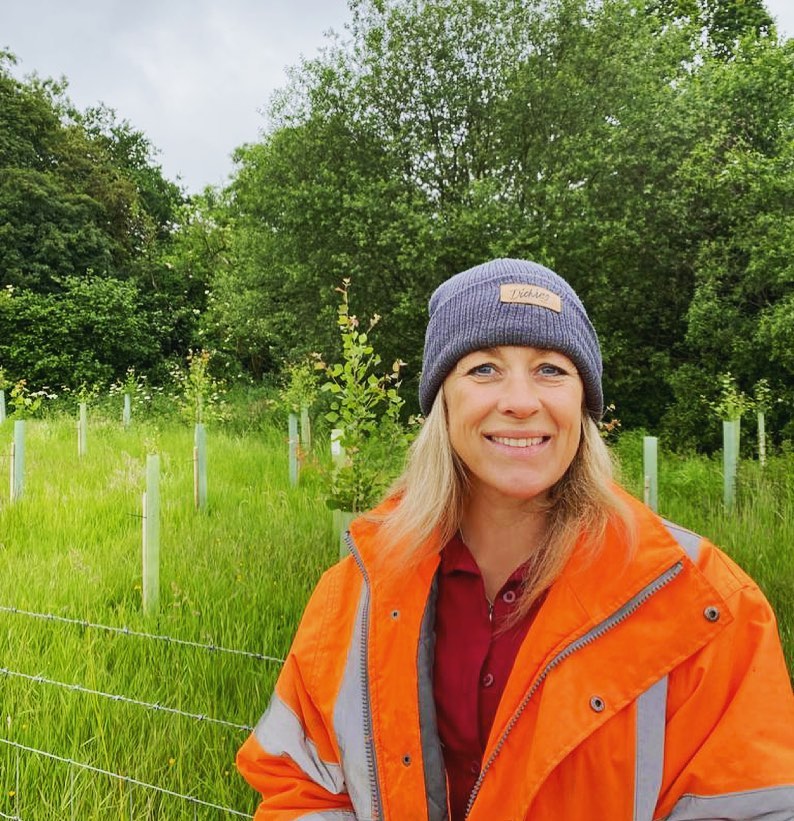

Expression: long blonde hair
xmin=374 ymin=389 xmax=635 ymax=619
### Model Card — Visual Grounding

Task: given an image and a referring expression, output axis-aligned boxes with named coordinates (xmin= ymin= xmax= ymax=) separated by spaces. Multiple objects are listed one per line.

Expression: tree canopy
xmin=186 ymin=0 xmax=793 ymax=445
xmin=0 ymin=51 xmax=191 ymax=388
xmin=2 ymin=0 xmax=792 ymax=449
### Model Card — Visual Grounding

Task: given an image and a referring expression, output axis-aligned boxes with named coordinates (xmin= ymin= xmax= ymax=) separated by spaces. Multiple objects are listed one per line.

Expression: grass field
xmin=0 ymin=413 xmax=336 ymax=818
xmin=0 ymin=414 xmax=791 ymax=818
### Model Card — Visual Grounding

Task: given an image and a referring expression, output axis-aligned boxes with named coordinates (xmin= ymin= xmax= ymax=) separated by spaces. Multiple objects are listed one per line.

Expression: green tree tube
xmin=289 ymin=413 xmax=299 ymax=486
xmin=12 ymin=420 xmax=24 ymax=501
xmin=723 ymin=419 xmax=740 ymax=509
xmin=643 ymin=436 xmax=658 ymax=512
xmin=194 ymin=423 xmax=207 ymax=511
xmin=78 ymin=403 xmax=87 ymax=457
xmin=123 ymin=393 xmax=131 ymax=428
xmin=142 ymin=454 xmax=160 ymax=615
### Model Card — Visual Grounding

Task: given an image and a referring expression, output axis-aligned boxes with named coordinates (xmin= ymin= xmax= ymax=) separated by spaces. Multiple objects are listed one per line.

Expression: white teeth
xmin=490 ymin=436 xmax=545 ymax=448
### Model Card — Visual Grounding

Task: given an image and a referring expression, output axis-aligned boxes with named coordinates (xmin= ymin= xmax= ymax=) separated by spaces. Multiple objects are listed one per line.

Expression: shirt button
xmin=502 ymin=590 xmax=517 ymax=604
xmin=481 ymin=672 xmax=494 ymax=688
xmin=469 ymin=761 xmax=480 ymax=775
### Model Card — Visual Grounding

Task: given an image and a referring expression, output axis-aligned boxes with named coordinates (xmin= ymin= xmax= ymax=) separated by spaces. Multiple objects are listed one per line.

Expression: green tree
xmin=662 ymin=37 xmax=794 ymax=444
xmin=0 ymin=52 xmax=192 ymax=387
xmin=193 ymin=0 xmax=790 ymax=445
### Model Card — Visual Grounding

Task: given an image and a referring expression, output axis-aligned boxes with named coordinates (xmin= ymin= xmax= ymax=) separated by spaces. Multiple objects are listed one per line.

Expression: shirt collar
xmin=440 ymin=532 xmax=480 ymax=576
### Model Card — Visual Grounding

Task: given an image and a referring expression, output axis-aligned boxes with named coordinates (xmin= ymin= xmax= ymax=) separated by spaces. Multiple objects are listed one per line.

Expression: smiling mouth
xmin=488 ymin=435 xmax=548 ymax=448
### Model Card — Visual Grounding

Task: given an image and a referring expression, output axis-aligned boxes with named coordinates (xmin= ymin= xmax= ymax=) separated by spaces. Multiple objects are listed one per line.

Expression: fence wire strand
xmin=0 ymin=667 xmax=253 ymax=733
xmin=0 ymin=605 xmax=284 ymax=664
xmin=0 ymin=738 xmax=249 ymax=817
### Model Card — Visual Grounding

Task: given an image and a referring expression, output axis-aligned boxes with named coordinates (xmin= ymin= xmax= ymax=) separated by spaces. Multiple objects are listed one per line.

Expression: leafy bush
xmin=317 ymin=279 xmax=415 ymax=512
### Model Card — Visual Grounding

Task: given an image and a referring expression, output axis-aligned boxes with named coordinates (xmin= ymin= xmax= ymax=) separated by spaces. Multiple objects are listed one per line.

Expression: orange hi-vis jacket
xmin=237 ymin=492 xmax=794 ymax=820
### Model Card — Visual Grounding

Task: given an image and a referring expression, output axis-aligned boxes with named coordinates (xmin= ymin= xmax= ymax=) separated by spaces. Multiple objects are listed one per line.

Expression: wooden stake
xmin=142 ymin=454 xmax=160 ymax=615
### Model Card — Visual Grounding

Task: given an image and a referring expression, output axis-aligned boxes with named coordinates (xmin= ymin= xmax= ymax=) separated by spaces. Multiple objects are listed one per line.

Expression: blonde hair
xmin=374 ymin=389 xmax=635 ymax=620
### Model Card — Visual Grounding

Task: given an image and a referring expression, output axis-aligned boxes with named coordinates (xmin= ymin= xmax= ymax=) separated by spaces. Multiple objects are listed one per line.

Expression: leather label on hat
xmin=500 ymin=284 xmax=562 ymax=312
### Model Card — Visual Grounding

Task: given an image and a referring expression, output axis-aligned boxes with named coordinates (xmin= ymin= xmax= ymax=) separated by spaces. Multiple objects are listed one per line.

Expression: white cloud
xmin=1 ymin=0 xmax=350 ymax=191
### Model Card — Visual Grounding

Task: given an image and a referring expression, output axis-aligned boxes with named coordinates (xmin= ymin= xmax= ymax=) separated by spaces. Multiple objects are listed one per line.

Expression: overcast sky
xmin=2 ymin=0 xmax=792 ymax=195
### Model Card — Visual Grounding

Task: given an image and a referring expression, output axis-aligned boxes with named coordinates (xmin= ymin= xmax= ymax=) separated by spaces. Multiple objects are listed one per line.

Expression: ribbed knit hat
xmin=419 ymin=258 xmax=603 ymax=418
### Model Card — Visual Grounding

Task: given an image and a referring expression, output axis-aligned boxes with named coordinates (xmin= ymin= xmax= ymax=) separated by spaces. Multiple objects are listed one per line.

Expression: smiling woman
xmin=237 ymin=259 xmax=794 ymax=820
xmin=445 ymin=347 xmax=584 ymax=517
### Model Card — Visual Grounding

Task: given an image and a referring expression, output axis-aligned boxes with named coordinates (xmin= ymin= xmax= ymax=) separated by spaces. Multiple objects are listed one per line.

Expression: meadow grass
xmin=0 ymin=413 xmax=337 ymax=818
xmin=0 ymin=415 xmax=790 ymax=817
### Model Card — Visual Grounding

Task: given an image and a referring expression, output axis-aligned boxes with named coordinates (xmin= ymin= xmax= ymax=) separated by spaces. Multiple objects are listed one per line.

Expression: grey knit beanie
xmin=419 ymin=258 xmax=603 ymax=418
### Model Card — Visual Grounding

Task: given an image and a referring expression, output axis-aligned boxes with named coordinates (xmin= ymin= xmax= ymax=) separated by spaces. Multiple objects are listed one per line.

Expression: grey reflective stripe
xmin=254 ymin=693 xmax=346 ymax=796
xmin=662 ymin=520 xmax=702 ymax=563
xmin=633 ymin=521 xmax=701 ymax=820
xmin=664 ymin=785 xmax=794 ymax=820
xmin=297 ymin=813 xmax=357 ymax=820
xmin=333 ymin=578 xmax=378 ymax=820
xmin=417 ymin=575 xmax=448 ymax=821
xmin=634 ymin=675 xmax=668 ymax=821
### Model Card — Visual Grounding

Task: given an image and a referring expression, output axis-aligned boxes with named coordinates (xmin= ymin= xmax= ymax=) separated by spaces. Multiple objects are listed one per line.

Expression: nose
xmin=495 ymin=372 xmax=542 ymax=417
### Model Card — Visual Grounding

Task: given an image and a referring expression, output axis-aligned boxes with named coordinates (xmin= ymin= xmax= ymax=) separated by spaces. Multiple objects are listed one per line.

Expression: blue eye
xmin=538 ymin=363 xmax=566 ymax=377
xmin=468 ymin=363 xmax=497 ymax=377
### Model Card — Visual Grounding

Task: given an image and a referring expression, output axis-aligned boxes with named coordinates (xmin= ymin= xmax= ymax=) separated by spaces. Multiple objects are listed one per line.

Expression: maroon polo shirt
xmin=433 ymin=534 xmax=538 ymax=820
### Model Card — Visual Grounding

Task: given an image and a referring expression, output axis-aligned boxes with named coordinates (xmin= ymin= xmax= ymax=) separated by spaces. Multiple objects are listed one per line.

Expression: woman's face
xmin=443 ymin=345 xmax=584 ymax=503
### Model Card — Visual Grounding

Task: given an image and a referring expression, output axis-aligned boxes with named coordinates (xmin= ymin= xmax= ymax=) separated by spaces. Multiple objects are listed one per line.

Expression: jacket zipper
xmin=464 ymin=560 xmax=685 ymax=818
xmin=346 ymin=531 xmax=384 ymax=820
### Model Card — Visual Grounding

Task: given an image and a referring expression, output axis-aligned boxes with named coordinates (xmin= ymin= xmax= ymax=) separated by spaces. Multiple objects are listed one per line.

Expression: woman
xmin=238 ymin=258 xmax=794 ymax=820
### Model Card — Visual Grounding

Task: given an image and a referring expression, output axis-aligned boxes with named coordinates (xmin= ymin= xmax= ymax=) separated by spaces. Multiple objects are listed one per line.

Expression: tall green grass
xmin=0 ymin=417 xmax=790 ymax=817
xmin=0 ymin=414 xmax=336 ymax=818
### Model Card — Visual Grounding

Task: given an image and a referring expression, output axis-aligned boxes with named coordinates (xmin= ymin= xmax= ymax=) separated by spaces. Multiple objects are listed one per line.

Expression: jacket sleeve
xmin=658 ymin=542 xmax=794 ymax=820
xmin=236 ymin=565 xmax=360 ymax=820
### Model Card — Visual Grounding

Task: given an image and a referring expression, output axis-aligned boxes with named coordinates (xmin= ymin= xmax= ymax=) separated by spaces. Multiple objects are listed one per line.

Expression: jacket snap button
xmin=401 ymin=754 xmax=412 ymax=766
xmin=502 ymin=590 xmax=517 ymax=604
xmin=590 ymin=695 xmax=606 ymax=712
xmin=704 ymin=606 xmax=720 ymax=622
xmin=390 ymin=609 xmax=400 ymax=620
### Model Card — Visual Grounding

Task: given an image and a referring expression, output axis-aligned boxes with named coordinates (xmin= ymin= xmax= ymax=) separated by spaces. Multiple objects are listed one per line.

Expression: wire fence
xmin=0 ymin=604 xmax=264 ymax=817
xmin=0 ymin=604 xmax=285 ymax=664
xmin=0 ymin=738 xmax=250 ymax=818
xmin=0 ymin=666 xmax=253 ymax=732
